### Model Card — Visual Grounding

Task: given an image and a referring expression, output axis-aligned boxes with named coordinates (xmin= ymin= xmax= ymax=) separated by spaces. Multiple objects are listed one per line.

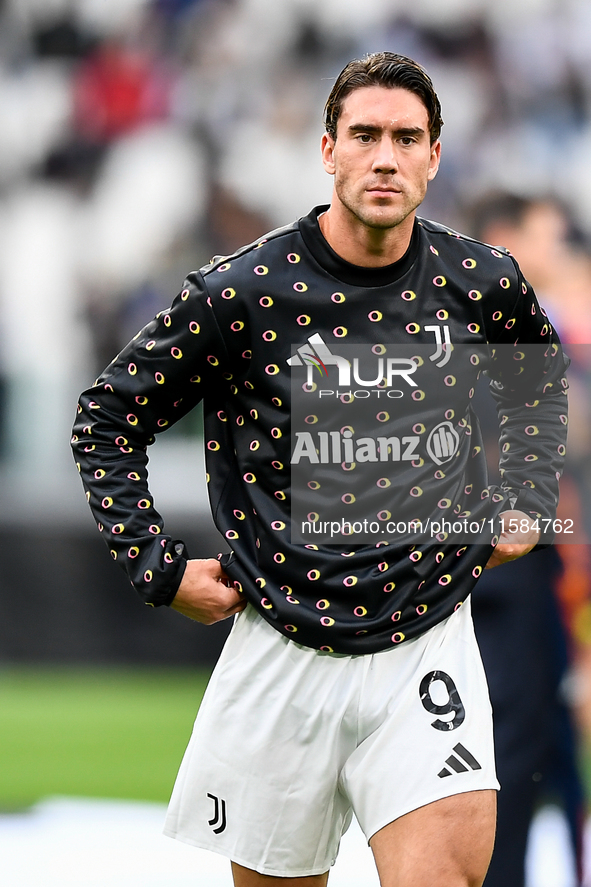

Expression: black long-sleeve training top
xmin=72 ymin=206 xmax=569 ymax=654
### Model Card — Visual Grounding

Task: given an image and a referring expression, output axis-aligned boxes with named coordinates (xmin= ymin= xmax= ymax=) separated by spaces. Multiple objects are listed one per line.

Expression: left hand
xmin=485 ymin=509 xmax=541 ymax=569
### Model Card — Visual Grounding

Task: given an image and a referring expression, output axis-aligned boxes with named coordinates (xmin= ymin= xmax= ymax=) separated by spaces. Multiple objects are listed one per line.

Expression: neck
xmin=318 ymin=202 xmax=416 ymax=267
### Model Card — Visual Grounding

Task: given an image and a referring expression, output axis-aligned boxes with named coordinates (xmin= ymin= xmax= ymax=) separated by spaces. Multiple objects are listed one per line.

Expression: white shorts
xmin=164 ymin=599 xmax=498 ymax=878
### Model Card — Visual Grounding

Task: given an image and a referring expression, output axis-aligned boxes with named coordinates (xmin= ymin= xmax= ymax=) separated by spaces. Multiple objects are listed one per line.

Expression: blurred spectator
xmin=468 ymin=190 xmax=591 ymax=887
xmin=468 ymin=193 xmax=591 ymax=345
xmin=474 ymin=551 xmax=584 ymax=887
xmin=73 ymin=38 xmax=174 ymax=145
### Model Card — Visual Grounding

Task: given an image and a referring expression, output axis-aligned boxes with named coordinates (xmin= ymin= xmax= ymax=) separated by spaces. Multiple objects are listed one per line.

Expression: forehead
xmin=337 ymin=85 xmax=430 ymax=132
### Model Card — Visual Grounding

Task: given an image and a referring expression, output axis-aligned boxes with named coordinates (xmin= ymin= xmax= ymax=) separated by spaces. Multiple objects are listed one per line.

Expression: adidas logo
xmin=438 ymin=743 xmax=482 ymax=778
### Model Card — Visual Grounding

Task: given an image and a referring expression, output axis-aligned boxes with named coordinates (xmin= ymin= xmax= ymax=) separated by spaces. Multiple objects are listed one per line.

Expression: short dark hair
xmin=467 ymin=192 xmax=532 ymax=242
xmin=324 ymin=52 xmax=443 ymax=143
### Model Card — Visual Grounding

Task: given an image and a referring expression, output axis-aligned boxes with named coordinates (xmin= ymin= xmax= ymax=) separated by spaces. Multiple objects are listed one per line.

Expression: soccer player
xmin=72 ymin=53 xmax=568 ymax=886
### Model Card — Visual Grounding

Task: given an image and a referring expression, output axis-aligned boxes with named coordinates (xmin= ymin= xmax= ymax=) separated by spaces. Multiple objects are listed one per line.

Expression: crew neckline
xmin=298 ymin=205 xmax=420 ymax=288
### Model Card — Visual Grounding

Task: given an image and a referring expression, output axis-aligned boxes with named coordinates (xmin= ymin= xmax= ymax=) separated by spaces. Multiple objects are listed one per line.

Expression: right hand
xmin=170 ymin=558 xmax=246 ymax=624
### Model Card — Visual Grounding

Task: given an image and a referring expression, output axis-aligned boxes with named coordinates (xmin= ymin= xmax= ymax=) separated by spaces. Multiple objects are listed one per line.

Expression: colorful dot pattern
xmin=71 ymin=207 xmax=568 ymax=654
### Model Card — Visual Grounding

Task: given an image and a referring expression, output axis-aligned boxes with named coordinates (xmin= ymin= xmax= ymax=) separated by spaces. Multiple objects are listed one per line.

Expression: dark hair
xmin=468 ymin=192 xmax=531 ymax=241
xmin=467 ymin=190 xmax=583 ymax=248
xmin=324 ymin=52 xmax=443 ymax=143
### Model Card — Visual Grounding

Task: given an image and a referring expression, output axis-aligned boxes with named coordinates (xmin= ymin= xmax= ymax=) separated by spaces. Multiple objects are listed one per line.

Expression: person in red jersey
xmin=72 ymin=53 xmax=568 ymax=886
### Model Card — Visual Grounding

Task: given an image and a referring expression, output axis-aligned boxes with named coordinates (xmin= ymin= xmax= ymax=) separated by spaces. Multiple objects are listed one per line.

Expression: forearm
xmin=73 ymin=388 xmax=189 ymax=604
xmin=72 ymin=272 xmax=229 ymax=604
xmin=492 ymin=376 xmax=568 ymax=531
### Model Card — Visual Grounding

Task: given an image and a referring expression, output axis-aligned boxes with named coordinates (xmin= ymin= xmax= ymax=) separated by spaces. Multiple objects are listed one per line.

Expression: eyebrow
xmin=347 ymin=124 xmax=426 ymax=137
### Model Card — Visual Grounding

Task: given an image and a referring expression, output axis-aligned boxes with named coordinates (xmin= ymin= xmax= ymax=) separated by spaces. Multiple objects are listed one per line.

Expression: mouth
xmin=366 ymin=187 xmax=401 ymax=196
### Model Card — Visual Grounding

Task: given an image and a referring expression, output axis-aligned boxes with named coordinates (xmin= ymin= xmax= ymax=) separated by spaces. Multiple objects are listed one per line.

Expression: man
xmin=467 ymin=192 xmax=586 ymax=886
xmin=72 ymin=53 xmax=568 ymax=886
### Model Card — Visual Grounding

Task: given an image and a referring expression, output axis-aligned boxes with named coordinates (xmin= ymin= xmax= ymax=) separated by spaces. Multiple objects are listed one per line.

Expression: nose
xmin=372 ymin=137 xmax=397 ymax=173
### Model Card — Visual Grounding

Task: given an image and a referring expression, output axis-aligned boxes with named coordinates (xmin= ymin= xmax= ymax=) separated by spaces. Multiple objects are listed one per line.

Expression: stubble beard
xmin=336 ymin=178 xmax=425 ymax=233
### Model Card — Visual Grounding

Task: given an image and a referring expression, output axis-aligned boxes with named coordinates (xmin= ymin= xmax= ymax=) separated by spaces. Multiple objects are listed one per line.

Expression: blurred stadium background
xmin=1 ymin=0 xmax=591 ymax=884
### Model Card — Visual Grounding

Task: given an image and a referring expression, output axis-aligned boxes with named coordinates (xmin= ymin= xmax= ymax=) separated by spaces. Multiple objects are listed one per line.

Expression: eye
xmin=400 ymin=136 xmax=416 ymax=145
xmin=356 ymin=133 xmax=373 ymax=143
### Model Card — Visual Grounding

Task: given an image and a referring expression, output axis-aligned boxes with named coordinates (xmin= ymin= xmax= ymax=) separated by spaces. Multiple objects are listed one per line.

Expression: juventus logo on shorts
xmin=207 ymin=793 xmax=227 ymax=834
xmin=438 ymin=743 xmax=482 ymax=778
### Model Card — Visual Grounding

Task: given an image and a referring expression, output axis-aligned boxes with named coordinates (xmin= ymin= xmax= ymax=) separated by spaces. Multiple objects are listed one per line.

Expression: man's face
xmin=321 ymin=85 xmax=441 ymax=231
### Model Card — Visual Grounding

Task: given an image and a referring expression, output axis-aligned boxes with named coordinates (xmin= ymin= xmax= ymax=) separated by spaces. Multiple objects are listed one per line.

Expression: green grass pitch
xmin=0 ymin=667 xmax=211 ymax=809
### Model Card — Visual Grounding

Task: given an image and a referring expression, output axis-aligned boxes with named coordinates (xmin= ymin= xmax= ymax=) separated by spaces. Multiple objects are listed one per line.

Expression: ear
xmin=427 ymin=140 xmax=441 ymax=182
xmin=321 ymin=133 xmax=336 ymax=175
